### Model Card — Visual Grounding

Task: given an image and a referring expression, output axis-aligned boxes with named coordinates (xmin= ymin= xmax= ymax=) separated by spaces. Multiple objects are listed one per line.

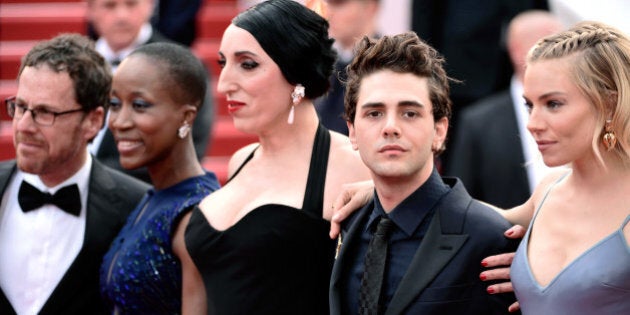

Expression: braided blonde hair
xmin=527 ymin=21 xmax=630 ymax=166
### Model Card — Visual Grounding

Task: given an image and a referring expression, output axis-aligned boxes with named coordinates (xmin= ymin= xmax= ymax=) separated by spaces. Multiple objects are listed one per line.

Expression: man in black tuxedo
xmin=87 ymin=0 xmax=214 ymax=183
xmin=0 ymin=34 xmax=148 ymax=315
xmin=445 ymin=11 xmax=563 ymax=208
xmin=329 ymin=32 xmax=518 ymax=315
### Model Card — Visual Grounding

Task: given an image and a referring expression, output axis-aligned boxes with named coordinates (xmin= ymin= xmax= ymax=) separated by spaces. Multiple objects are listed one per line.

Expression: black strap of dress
xmin=226 ymin=146 xmax=257 ymax=183
xmin=303 ymin=123 xmax=330 ymax=217
xmin=226 ymin=124 xmax=330 ymax=217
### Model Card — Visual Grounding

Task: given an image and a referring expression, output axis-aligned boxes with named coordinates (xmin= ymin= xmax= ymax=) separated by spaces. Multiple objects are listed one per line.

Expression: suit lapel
xmin=330 ymin=202 xmax=373 ymax=314
xmin=385 ymin=178 xmax=470 ymax=315
xmin=0 ymin=162 xmax=17 ymax=314
xmin=0 ymin=161 xmax=16 ymax=194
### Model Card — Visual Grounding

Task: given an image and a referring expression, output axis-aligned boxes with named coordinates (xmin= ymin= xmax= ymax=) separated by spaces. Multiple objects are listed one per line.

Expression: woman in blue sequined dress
xmin=99 ymin=42 xmax=220 ymax=314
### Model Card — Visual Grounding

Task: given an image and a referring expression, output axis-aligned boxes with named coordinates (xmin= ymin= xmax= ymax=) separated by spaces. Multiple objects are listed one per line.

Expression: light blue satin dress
xmin=511 ymin=176 xmax=630 ymax=314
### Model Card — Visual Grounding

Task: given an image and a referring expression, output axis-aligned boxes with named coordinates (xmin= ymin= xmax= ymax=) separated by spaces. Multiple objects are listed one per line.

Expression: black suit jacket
xmin=445 ymin=90 xmax=530 ymax=208
xmin=152 ymin=0 xmax=202 ymax=46
xmin=411 ymin=0 xmax=548 ymax=107
xmin=0 ymin=159 xmax=148 ymax=315
xmin=95 ymin=30 xmax=215 ymax=183
xmin=330 ymin=177 xmax=519 ymax=315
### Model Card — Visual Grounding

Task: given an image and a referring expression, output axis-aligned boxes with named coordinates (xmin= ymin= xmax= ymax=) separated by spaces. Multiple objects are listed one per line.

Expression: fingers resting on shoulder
xmin=329 ymin=180 xmax=375 ymax=239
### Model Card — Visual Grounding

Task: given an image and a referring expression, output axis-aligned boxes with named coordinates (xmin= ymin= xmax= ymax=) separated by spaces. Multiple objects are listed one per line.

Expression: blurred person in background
xmin=445 ymin=11 xmax=564 ymax=208
xmin=315 ymin=0 xmax=381 ymax=135
xmin=410 ymin=0 xmax=548 ymax=170
xmin=151 ymin=0 xmax=203 ymax=46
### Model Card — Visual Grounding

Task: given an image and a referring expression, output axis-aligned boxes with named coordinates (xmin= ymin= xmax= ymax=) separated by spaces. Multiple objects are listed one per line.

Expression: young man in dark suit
xmin=329 ymin=32 xmax=518 ymax=315
xmin=0 ymin=34 xmax=148 ymax=315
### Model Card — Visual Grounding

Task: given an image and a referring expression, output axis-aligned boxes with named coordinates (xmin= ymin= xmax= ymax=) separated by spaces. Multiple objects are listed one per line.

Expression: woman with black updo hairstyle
xmin=182 ymin=0 xmax=370 ymax=314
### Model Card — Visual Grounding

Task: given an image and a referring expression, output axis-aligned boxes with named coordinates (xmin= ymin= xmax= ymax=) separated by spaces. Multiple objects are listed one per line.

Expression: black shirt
xmin=343 ymin=168 xmax=451 ymax=314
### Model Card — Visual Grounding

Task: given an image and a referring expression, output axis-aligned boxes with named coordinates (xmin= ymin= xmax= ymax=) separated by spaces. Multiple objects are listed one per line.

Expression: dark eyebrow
xmin=234 ymin=50 xmax=258 ymax=57
xmin=360 ymin=100 xmax=425 ymax=109
xmin=218 ymin=50 xmax=259 ymax=61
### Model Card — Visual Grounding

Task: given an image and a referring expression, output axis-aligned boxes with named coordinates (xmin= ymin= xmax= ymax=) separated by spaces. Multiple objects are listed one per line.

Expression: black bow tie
xmin=18 ymin=181 xmax=81 ymax=216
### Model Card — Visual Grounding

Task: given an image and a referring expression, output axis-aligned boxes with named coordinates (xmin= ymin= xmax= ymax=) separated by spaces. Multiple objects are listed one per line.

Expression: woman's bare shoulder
xmin=502 ymin=167 xmax=571 ymax=227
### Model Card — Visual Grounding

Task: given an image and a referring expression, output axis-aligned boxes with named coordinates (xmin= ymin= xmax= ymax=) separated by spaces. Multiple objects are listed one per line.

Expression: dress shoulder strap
xmin=531 ymin=170 xmax=571 ymax=222
xmin=226 ymin=145 xmax=259 ymax=183
xmin=302 ymin=124 xmax=330 ymax=217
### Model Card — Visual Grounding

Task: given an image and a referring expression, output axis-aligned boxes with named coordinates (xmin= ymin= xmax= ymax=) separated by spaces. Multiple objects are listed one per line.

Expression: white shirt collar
xmin=21 ymin=152 xmax=93 ymax=200
xmin=95 ymin=23 xmax=153 ymax=69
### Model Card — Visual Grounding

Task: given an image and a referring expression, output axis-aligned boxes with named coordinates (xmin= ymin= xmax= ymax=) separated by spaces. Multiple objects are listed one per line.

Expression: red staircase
xmin=0 ymin=0 xmax=256 ymax=184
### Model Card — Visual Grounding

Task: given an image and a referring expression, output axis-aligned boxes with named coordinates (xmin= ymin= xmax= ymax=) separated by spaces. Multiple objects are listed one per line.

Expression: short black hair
xmin=130 ymin=42 xmax=208 ymax=109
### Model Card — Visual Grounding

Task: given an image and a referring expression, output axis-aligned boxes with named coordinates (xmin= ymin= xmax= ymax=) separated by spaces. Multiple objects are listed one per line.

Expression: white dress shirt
xmin=0 ymin=155 xmax=92 ymax=315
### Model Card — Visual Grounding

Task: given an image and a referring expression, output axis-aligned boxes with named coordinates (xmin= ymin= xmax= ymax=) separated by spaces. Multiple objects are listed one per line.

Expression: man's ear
xmin=347 ymin=121 xmax=358 ymax=151
xmin=84 ymin=106 xmax=105 ymax=142
xmin=432 ymin=116 xmax=448 ymax=151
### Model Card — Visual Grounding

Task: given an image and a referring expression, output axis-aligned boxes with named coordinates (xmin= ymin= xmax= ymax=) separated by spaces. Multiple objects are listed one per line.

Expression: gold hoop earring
xmin=602 ymin=119 xmax=617 ymax=151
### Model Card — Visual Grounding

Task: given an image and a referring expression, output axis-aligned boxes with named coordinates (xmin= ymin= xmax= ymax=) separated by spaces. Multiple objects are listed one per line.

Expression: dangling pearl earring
xmin=288 ymin=84 xmax=305 ymax=124
xmin=178 ymin=121 xmax=191 ymax=139
xmin=602 ymin=119 xmax=617 ymax=151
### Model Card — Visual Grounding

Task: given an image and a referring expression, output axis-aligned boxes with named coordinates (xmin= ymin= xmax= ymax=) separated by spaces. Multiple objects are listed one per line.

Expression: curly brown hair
xmin=344 ymin=32 xmax=454 ymax=154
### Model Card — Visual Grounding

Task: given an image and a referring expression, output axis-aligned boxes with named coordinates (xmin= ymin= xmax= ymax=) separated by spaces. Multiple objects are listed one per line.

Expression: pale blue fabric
xmin=512 ymin=176 xmax=630 ymax=315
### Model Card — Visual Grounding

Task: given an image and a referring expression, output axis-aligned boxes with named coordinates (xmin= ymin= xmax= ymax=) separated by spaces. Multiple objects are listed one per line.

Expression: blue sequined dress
xmin=100 ymin=172 xmax=220 ymax=314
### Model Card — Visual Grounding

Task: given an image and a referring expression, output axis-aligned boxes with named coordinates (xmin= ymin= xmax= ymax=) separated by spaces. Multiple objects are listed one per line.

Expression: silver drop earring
xmin=288 ymin=84 xmax=305 ymax=124
xmin=178 ymin=121 xmax=191 ymax=139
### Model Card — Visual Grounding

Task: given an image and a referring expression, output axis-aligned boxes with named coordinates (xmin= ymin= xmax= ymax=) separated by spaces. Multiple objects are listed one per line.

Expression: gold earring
xmin=602 ymin=120 xmax=617 ymax=151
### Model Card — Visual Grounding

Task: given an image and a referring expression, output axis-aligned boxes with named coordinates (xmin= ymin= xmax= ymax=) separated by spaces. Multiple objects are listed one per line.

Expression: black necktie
xmin=18 ymin=181 xmax=81 ymax=216
xmin=359 ymin=216 xmax=395 ymax=315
